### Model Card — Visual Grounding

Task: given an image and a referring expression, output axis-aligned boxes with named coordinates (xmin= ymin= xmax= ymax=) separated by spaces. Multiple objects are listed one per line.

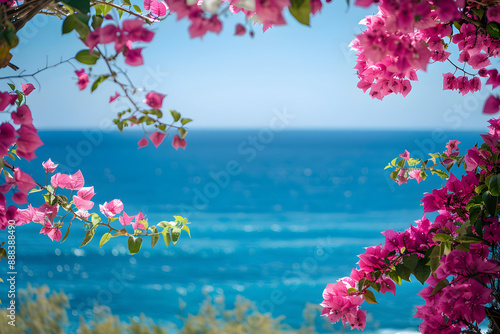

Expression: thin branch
xmin=0 ymin=57 xmax=75 ymax=81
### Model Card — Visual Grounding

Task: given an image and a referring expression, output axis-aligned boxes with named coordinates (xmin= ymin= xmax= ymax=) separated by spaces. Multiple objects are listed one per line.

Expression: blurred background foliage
xmin=0 ymin=285 xmax=336 ymax=334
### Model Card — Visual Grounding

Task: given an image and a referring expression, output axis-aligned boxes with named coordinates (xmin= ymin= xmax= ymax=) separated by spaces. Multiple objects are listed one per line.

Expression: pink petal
xmin=12 ymin=192 xmax=27 ymax=204
xmin=138 ymin=137 xmax=149 ymax=148
xmin=235 ymin=24 xmax=246 ymax=36
xmin=172 ymin=134 xmax=187 ymax=150
xmin=109 ymin=91 xmax=120 ymax=103
xmin=484 ymin=95 xmax=500 ymax=114
xmin=149 ymin=132 xmax=166 ymax=148
xmin=21 ymin=83 xmax=35 ymax=96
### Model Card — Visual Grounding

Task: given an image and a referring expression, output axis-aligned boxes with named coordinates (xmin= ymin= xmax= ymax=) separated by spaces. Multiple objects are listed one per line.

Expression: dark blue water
xmin=0 ymin=129 xmax=483 ymax=333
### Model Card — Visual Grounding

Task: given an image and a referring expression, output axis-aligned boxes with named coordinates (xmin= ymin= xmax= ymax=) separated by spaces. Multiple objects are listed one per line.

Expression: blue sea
xmin=0 ymin=129 xmax=484 ymax=333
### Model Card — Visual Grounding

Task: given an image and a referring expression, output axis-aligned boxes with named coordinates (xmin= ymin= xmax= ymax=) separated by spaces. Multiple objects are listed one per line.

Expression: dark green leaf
xmin=483 ymin=190 xmax=498 ymax=216
xmin=0 ymin=248 xmax=6 ymax=260
xmin=151 ymin=233 xmax=160 ymax=248
xmin=487 ymin=22 xmax=500 ymax=39
xmin=62 ymin=0 xmax=91 ymax=14
xmin=123 ymin=0 xmax=132 ymax=5
xmin=387 ymin=270 xmax=401 ymax=286
xmin=395 ymin=263 xmax=411 ymax=282
xmin=430 ymin=279 xmax=449 ymax=296
xmin=62 ymin=14 xmax=90 ymax=40
xmin=75 ymin=49 xmax=100 ymax=65
xmin=403 ymin=254 xmax=419 ymax=272
xmin=128 ymin=236 xmax=142 ymax=255
xmin=413 ymin=260 xmax=431 ymax=285
xmin=490 ymin=174 xmax=500 ymax=196
xmin=7 ymin=83 xmax=14 ymax=91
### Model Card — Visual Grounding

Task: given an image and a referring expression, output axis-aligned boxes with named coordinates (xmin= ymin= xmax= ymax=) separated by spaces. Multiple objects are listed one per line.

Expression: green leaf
xmin=363 ymin=290 xmax=378 ymax=304
xmin=61 ymin=221 xmax=72 ymax=243
xmin=403 ymin=254 xmax=419 ymax=272
xmin=133 ymin=4 xmax=142 ymax=13
xmin=427 ymin=245 xmax=441 ymax=273
xmin=75 ymin=49 xmax=100 ymax=65
xmin=100 ymin=232 xmax=112 ymax=247
xmin=487 ymin=22 xmax=500 ymax=39
xmin=413 ymin=260 xmax=431 ymax=285
xmin=430 ymin=279 xmax=449 ymax=296
xmin=455 ymin=235 xmax=483 ymax=244
xmin=162 ymin=230 xmax=171 ymax=247
xmin=490 ymin=174 xmax=500 ymax=196
xmin=171 ymin=227 xmax=181 ymax=245
xmin=179 ymin=128 xmax=187 ymax=139
xmin=91 ymin=75 xmax=109 ymax=92
xmin=62 ymin=14 xmax=90 ymax=40
xmin=91 ymin=213 xmax=101 ymax=226
xmin=157 ymin=221 xmax=172 ymax=228
xmin=7 ymin=83 xmax=15 ymax=91
xmin=94 ymin=4 xmax=113 ymax=16
xmin=347 ymin=288 xmax=357 ymax=294
xmin=128 ymin=236 xmax=142 ymax=255
xmin=388 ymin=270 xmax=402 ymax=286
xmin=440 ymin=240 xmax=452 ymax=256
xmin=430 ymin=168 xmax=448 ymax=179
xmin=390 ymin=157 xmax=397 ymax=166
xmin=483 ymin=190 xmax=498 ymax=216
xmin=288 ymin=0 xmax=310 ymax=26
xmin=397 ymin=159 xmax=405 ymax=168
xmin=0 ymin=248 xmax=6 ymax=260
xmin=181 ymin=118 xmax=192 ymax=125
xmin=151 ymin=233 xmax=160 ymax=248
xmin=390 ymin=170 xmax=398 ymax=181
xmin=181 ymin=225 xmax=191 ymax=237
xmin=91 ymin=15 xmax=104 ymax=30
xmin=80 ymin=229 xmax=95 ymax=247
xmin=170 ymin=110 xmax=181 ymax=122
xmin=395 ymin=264 xmax=411 ymax=282
xmin=62 ymin=0 xmax=91 ymax=14
xmin=472 ymin=8 xmax=485 ymax=19
xmin=123 ymin=0 xmax=132 ymax=5
xmin=112 ymin=228 xmax=128 ymax=237
xmin=432 ymin=233 xmax=453 ymax=242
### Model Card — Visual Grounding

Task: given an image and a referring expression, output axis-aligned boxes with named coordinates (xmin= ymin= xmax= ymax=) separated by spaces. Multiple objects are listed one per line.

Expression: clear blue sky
xmin=2 ymin=2 xmax=496 ymax=130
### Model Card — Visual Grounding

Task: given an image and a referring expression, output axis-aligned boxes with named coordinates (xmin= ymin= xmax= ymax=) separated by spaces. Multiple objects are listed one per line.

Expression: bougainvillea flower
xmin=109 ymin=91 xmax=120 ymax=103
xmin=51 ymin=170 xmax=85 ymax=190
xmin=138 ymin=137 xmax=149 ymax=148
xmin=235 ymin=23 xmax=246 ymax=36
xmin=119 ymin=211 xmax=134 ymax=225
xmin=75 ymin=69 xmax=89 ymax=90
xmin=484 ymin=95 xmax=500 ymax=114
xmin=144 ymin=91 xmax=166 ymax=109
xmin=42 ymin=158 xmax=58 ymax=173
xmin=11 ymin=104 xmax=33 ymax=125
xmin=149 ymin=131 xmax=166 ymax=148
xmin=133 ymin=211 xmax=147 ymax=230
xmin=144 ymin=0 xmax=168 ymax=16
xmin=14 ymin=167 xmax=36 ymax=194
xmin=99 ymin=199 xmax=124 ymax=217
xmin=172 ymin=134 xmax=187 ymax=150
xmin=124 ymin=48 xmax=144 ymax=66
xmin=0 ymin=91 xmax=18 ymax=112
xmin=21 ymin=83 xmax=35 ymax=96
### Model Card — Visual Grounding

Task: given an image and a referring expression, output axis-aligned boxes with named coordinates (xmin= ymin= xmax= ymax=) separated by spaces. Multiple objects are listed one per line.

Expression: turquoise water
xmin=0 ymin=129 xmax=483 ymax=332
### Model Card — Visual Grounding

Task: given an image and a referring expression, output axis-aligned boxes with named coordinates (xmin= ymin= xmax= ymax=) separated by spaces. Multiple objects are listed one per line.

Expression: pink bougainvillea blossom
xmin=99 ymin=199 xmax=124 ymax=217
xmin=172 ymin=134 xmax=187 ymax=150
xmin=42 ymin=158 xmax=58 ymax=173
xmin=75 ymin=69 xmax=89 ymax=90
xmin=149 ymin=131 xmax=166 ymax=148
xmin=144 ymin=91 xmax=166 ymax=109
xmin=21 ymin=83 xmax=35 ymax=96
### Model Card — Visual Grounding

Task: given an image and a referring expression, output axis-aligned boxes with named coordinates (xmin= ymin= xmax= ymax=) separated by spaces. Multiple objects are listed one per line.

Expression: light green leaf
xmin=80 ymin=229 xmax=95 ymax=247
xmin=100 ymin=232 xmax=112 ymax=247
xmin=75 ymin=49 xmax=101 ymax=65
xmin=363 ymin=290 xmax=378 ymax=304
